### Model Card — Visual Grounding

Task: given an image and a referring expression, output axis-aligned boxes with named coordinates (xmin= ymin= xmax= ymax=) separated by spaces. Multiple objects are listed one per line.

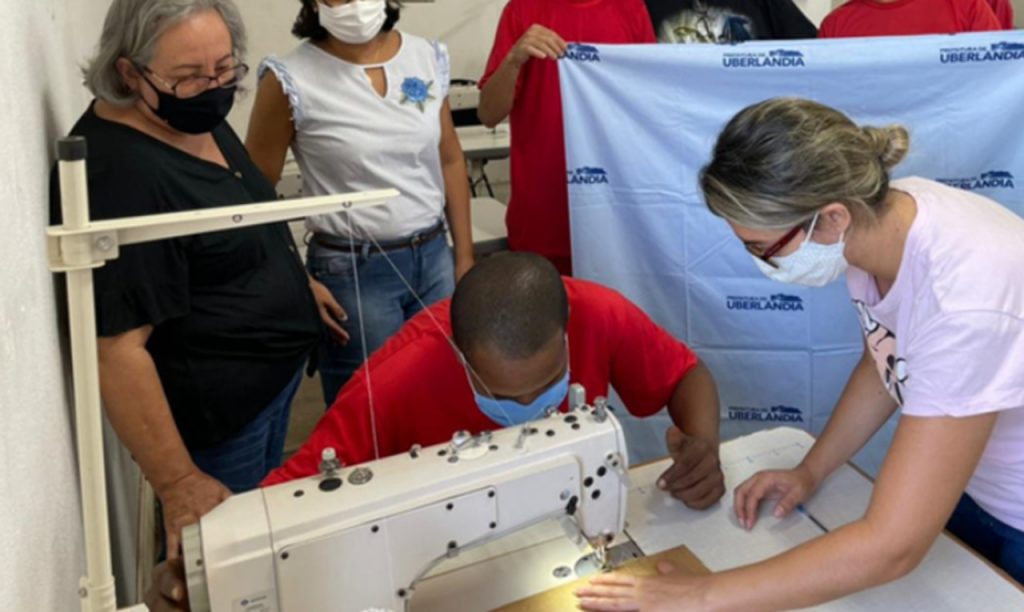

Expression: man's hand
xmin=657 ymin=427 xmax=725 ymax=509
xmin=145 ymin=558 xmax=190 ymax=611
xmin=310 ymin=278 xmax=350 ymax=345
xmin=506 ymin=25 xmax=568 ymax=69
xmin=157 ymin=470 xmax=232 ymax=559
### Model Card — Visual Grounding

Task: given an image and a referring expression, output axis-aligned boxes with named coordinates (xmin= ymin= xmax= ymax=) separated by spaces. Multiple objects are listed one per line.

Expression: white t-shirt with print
xmin=847 ymin=177 xmax=1024 ymax=531
xmin=261 ymin=32 xmax=449 ymax=241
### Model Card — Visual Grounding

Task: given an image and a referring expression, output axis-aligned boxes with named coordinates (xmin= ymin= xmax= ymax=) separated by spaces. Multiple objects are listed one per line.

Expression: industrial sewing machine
xmin=182 ymin=386 xmax=630 ymax=612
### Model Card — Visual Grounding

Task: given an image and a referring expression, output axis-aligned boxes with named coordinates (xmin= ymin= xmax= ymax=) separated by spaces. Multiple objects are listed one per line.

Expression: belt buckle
xmin=410 ymin=233 xmax=425 ymax=248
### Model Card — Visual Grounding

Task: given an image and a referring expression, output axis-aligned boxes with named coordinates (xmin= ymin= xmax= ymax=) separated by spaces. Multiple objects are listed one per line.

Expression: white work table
xmin=457 ymin=125 xmax=511 ymax=161
xmin=413 ymin=428 xmax=1024 ymax=611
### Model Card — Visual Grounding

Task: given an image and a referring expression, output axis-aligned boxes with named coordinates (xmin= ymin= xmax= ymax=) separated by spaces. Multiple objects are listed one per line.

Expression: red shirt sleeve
xmin=479 ymin=2 xmax=524 ymax=89
xmin=603 ymin=288 xmax=699 ymax=418
xmin=965 ymin=0 xmax=1002 ymax=31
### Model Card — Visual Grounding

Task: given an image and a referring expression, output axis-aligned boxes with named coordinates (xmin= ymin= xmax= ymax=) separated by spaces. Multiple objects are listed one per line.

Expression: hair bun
xmin=862 ymin=125 xmax=910 ymax=170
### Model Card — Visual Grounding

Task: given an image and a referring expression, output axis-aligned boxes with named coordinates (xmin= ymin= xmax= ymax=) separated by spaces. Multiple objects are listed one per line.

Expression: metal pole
xmin=58 ymin=136 xmax=117 ymax=612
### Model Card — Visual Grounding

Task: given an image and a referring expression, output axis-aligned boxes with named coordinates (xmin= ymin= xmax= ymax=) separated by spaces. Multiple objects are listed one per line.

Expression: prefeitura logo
xmin=722 ymin=48 xmax=806 ymax=68
xmin=940 ymin=41 xmax=1024 ymax=64
xmin=728 ymin=404 xmax=805 ymax=423
xmin=565 ymin=43 xmax=601 ymax=62
xmin=937 ymin=171 xmax=1016 ymax=191
xmin=726 ymin=294 xmax=805 ymax=312
xmin=567 ymin=166 xmax=610 ymax=186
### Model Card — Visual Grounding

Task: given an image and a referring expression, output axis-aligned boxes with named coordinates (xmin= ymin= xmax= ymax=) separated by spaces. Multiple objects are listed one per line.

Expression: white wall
xmin=0 ymin=0 xmax=113 ymax=609
xmin=795 ymin=0 xmax=834 ymax=25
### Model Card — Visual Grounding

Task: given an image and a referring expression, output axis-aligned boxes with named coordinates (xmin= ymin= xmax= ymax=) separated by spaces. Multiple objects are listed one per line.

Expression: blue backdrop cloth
xmin=559 ymin=32 xmax=1024 ymax=473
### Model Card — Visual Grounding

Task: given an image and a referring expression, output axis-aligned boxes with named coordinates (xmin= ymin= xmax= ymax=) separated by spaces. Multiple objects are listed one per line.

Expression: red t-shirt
xmin=478 ymin=0 xmax=656 ymax=273
xmin=263 ymin=278 xmax=697 ymax=485
xmin=986 ymin=0 xmax=1015 ymax=29
xmin=819 ymin=0 xmax=1001 ymax=37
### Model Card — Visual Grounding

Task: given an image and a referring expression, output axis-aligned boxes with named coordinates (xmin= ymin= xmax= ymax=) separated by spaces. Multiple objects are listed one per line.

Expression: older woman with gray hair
xmin=51 ymin=0 xmax=328 ymax=558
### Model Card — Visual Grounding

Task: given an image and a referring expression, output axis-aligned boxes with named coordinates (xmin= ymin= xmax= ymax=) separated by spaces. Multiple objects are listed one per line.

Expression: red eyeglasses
xmin=747 ymin=224 xmax=805 ymax=269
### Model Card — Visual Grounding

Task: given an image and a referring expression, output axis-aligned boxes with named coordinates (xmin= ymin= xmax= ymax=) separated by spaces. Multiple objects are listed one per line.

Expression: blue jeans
xmin=307 ymin=230 xmax=455 ymax=406
xmin=190 ymin=368 xmax=303 ymax=493
xmin=946 ymin=493 xmax=1024 ymax=585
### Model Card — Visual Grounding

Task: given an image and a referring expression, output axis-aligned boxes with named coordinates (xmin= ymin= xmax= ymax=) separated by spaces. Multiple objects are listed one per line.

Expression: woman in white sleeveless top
xmin=247 ymin=0 xmax=474 ymax=406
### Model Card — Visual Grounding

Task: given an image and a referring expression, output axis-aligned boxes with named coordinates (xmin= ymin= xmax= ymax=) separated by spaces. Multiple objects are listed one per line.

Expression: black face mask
xmin=140 ymin=73 xmax=236 ymax=134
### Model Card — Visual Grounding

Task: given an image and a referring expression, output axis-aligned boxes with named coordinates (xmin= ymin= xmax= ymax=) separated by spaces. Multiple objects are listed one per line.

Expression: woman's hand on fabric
xmin=157 ymin=469 xmax=232 ymax=559
xmin=576 ymin=562 xmax=712 ymax=611
xmin=733 ymin=464 xmax=818 ymax=530
xmin=309 ymin=278 xmax=350 ymax=345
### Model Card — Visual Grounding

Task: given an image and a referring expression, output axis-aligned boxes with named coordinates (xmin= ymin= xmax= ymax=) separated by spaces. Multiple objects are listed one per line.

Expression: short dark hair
xmin=292 ymin=0 xmax=401 ymax=41
xmin=451 ymin=253 xmax=569 ymax=360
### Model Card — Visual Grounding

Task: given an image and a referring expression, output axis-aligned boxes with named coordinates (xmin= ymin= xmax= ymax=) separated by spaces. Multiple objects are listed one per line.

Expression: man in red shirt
xmin=819 ymin=0 xmax=1001 ymax=37
xmin=265 ymin=253 xmax=725 ymax=509
xmin=477 ymin=0 xmax=657 ymax=276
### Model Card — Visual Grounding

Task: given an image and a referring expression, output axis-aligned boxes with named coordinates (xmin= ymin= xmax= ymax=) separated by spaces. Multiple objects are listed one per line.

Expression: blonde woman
xmin=578 ymin=98 xmax=1024 ymax=610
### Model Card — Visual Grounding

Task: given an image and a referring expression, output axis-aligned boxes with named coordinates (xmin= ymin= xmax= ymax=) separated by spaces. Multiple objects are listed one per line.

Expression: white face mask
xmin=753 ymin=213 xmax=848 ymax=287
xmin=318 ymin=0 xmax=387 ymax=45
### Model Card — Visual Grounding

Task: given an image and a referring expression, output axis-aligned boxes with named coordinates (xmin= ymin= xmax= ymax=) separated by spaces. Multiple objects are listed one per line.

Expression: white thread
xmin=338 ymin=216 xmax=521 ymax=432
xmin=342 ymin=212 xmax=381 ymax=462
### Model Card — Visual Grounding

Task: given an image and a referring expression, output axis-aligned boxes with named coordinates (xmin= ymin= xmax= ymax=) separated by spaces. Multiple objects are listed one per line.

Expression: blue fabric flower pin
xmin=400 ymin=76 xmax=435 ymax=112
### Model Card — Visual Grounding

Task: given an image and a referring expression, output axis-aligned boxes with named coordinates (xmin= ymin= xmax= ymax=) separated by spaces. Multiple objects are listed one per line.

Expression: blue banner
xmin=560 ymin=32 xmax=1024 ymax=473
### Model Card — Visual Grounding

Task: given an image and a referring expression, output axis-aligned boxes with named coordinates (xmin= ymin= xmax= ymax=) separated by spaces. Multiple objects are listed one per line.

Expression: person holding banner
xmin=578 ymin=97 xmax=1024 ymax=609
xmin=478 ymin=0 xmax=657 ymax=276
xmin=645 ymin=0 xmax=818 ymax=44
xmin=819 ymin=0 xmax=1001 ymax=37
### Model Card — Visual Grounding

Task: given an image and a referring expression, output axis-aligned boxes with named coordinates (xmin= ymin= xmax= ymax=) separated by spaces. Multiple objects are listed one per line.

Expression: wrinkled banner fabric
xmin=559 ymin=32 xmax=1024 ymax=471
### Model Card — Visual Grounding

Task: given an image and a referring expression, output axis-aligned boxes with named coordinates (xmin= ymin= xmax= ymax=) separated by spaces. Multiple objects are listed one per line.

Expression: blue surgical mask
xmin=471 ymin=369 xmax=571 ymax=427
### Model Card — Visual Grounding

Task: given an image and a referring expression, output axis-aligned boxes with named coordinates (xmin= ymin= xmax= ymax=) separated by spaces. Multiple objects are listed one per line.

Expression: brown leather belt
xmin=312 ymin=222 xmax=446 ymax=254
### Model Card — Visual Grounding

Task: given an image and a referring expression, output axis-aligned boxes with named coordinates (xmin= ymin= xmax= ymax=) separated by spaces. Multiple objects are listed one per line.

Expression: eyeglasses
xmin=137 ymin=62 xmax=250 ymax=99
xmin=745 ymin=224 xmax=805 ymax=269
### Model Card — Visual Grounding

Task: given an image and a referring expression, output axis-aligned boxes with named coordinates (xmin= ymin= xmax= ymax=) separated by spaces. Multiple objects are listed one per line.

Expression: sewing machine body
xmin=183 ymin=394 xmax=628 ymax=612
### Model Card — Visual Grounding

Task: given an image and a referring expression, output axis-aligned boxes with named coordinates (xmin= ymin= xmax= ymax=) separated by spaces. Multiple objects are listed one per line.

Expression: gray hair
xmin=700 ymin=98 xmax=910 ymax=231
xmin=83 ymin=0 xmax=247 ymax=106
